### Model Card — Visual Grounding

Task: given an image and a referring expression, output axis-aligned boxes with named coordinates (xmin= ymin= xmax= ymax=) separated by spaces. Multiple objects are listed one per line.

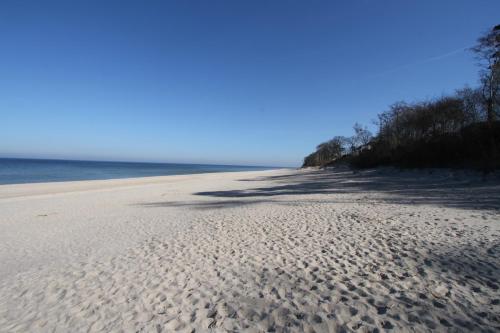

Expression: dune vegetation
xmin=303 ymin=25 xmax=500 ymax=171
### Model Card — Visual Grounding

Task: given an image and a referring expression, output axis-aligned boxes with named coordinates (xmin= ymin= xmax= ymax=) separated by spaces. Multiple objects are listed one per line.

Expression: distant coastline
xmin=0 ymin=158 xmax=279 ymax=185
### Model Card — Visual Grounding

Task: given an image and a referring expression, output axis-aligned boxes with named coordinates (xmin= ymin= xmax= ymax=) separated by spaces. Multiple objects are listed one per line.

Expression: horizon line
xmin=0 ymin=155 xmax=289 ymax=169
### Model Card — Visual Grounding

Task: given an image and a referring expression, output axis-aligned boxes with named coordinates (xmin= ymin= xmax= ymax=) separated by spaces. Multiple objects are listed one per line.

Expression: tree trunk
xmin=486 ymin=98 xmax=495 ymax=123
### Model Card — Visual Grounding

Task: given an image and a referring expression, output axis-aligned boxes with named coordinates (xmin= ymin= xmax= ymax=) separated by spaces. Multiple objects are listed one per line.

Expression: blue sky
xmin=1 ymin=1 xmax=499 ymax=167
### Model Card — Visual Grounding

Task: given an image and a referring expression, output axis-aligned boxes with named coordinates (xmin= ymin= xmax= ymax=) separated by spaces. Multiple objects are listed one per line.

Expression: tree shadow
xmin=136 ymin=199 xmax=271 ymax=210
xmin=195 ymin=168 xmax=500 ymax=211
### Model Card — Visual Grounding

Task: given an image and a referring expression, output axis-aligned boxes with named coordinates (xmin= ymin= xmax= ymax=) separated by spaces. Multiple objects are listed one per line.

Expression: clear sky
xmin=1 ymin=1 xmax=499 ymax=167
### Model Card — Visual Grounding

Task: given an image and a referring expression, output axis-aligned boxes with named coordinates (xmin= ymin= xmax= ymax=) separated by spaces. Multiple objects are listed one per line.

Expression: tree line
xmin=303 ymin=25 xmax=500 ymax=170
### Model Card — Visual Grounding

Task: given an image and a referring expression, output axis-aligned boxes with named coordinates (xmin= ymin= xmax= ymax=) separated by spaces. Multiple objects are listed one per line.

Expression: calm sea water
xmin=0 ymin=158 xmax=276 ymax=185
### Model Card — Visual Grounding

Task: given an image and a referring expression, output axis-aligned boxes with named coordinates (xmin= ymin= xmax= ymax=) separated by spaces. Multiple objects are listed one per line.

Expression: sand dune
xmin=0 ymin=168 xmax=499 ymax=332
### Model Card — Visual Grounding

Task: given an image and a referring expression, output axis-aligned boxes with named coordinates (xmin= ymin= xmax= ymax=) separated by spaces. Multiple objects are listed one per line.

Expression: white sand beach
xmin=0 ymin=168 xmax=499 ymax=332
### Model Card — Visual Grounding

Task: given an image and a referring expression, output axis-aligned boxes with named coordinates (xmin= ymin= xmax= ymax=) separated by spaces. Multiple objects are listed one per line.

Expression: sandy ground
xmin=0 ymin=167 xmax=499 ymax=332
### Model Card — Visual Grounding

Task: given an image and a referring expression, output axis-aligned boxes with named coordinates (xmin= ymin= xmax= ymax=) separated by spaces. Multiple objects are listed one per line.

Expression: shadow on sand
xmin=191 ymin=168 xmax=500 ymax=211
xmin=138 ymin=199 xmax=270 ymax=210
xmin=137 ymin=168 xmax=500 ymax=211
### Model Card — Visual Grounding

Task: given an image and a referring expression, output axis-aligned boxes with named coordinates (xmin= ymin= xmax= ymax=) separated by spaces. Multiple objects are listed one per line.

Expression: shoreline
xmin=0 ymin=157 xmax=285 ymax=187
xmin=0 ymin=168 xmax=290 ymax=200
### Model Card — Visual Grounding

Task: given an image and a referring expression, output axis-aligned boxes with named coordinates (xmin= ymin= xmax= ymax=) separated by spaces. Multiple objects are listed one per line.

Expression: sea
xmin=0 ymin=158 xmax=276 ymax=185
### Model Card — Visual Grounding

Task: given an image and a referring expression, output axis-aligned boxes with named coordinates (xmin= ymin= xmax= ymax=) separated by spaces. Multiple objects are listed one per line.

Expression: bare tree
xmin=472 ymin=24 xmax=500 ymax=122
xmin=352 ymin=123 xmax=372 ymax=151
xmin=456 ymin=86 xmax=485 ymax=123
